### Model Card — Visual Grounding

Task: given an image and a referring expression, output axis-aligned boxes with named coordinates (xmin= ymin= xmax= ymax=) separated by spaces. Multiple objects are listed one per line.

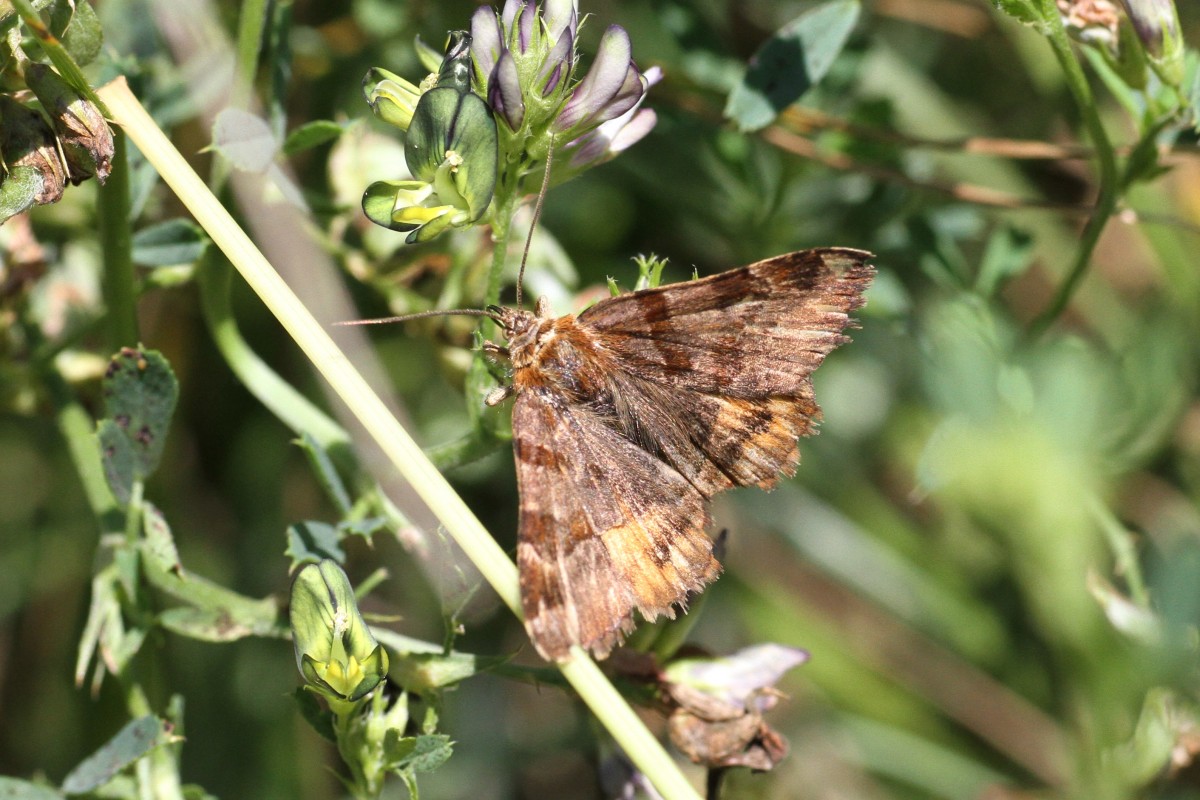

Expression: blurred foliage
xmin=2 ymin=0 xmax=1200 ymax=798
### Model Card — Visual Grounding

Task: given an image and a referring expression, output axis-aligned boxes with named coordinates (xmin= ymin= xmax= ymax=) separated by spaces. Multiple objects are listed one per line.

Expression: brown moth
xmin=480 ymin=248 xmax=874 ymax=661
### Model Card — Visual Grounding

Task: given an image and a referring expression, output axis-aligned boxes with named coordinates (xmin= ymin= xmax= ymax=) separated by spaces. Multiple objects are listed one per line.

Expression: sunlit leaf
xmin=282 ymin=120 xmax=345 ymax=156
xmin=52 ymin=0 xmax=103 ymax=66
xmin=211 ymin=108 xmax=278 ymax=172
xmin=724 ymin=0 xmax=861 ymax=132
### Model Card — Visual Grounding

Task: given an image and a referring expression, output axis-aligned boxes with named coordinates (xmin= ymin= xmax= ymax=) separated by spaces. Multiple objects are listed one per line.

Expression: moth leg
xmin=534 ymin=296 xmax=552 ymax=318
xmin=481 ymin=340 xmax=510 ymax=362
xmin=484 ymin=385 xmax=514 ymax=406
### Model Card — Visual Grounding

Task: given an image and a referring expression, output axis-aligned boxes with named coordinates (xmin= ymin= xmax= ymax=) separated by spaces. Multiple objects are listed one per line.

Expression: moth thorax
xmin=500 ymin=309 xmax=549 ymax=369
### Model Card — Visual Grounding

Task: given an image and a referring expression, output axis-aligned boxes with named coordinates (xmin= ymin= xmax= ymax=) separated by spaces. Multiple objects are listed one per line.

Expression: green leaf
xmin=285 ymin=521 xmax=346 ymax=568
xmin=724 ymin=0 xmax=861 ymax=132
xmin=158 ymin=605 xmax=274 ymax=642
xmin=975 ymin=227 xmax=1034 ymax=297
xmin=144 ymin=561 xmax=281 ymax=641
xmin=0 ymin=777 xmax=62 ymax=799
xmin=142 ymin=501 xmax=182 ymax=575
xmin=990 ymin=0 xmax=1047 ymax=28
xmin=291 ymin=687 xmax=336 ymax=742
xmin=131 ymin=219 xmax=209 ymax=267
xmin=0 ymin=166 xmax=42 ymax=225
xmin=52 ymin=0 xmax=103 ymax=66
xmin=338 ymin=517 xmax=388 ymax=540
xmin=211 ymin=108 xmax=278 ymax=172
xmin=74 ymin=567 xmax=118 ymax=688
xmin=100 ymin=348 xmax=179 ymax=481
xmin=61 ymin=716 xmax=175 ymax=795
xmin=96 ymin=419 xmax=135 ymax=505
xmin=402 ymin=734 xmax=453 ymax=774
xmin=295 ymin=433 xmax=352 ymax=514
xmin=390 ymin=651 xmax=510 ymax=693
xmin=282 ymin=120 xmax=345 ymax=156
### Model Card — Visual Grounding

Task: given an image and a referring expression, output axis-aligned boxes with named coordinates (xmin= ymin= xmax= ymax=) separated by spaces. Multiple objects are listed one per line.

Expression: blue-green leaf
xmin=61 ymin=716 xmax=175 ymax=795
xmin=100 ymin=348 xmax=179 ymax=482
xmin=282 ymin=120 xmax=345 ymax=156
xmin=724 ymin=0 xmax=861 ymax=132
xmin=285 ymin=521 xmax=346 ymax=568
xmin=132 ymin=219 xmax=209 ymax=267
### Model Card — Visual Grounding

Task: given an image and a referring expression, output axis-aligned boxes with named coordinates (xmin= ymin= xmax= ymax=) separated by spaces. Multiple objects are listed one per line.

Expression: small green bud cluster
xmin=360 ymin=1 xmax=660 ymax=245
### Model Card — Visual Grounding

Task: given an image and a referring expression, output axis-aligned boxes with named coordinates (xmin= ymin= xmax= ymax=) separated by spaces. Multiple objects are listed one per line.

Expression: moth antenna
xmin=333 ymin=308 xmax=503 ymax=327
xmin=515 ymin=137 xmax=555 ymax=310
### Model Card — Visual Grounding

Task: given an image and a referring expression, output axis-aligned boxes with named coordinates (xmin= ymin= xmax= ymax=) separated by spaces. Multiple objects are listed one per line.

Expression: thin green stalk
xmin=11 ymin=0 xmax=138 ymax=348
xmin=484 ymin=193 xmax=516 ymax=309
xmin=198 ymin=252 xmax=350 ymax=452
xmin=1028 ymin=11 xmax=1120 ymax=337
xmin=1088 ymin=497 xmax=1149 ymax=607
xmin=49 ymin=373 xmax=124 ymax=532
xmin=232 ymin=0 xmax=270 ymax=110
xmin=98 ymin=131 xmax=139 ymax=350
xmin=100 ymin=77 xmax=702 ymax=800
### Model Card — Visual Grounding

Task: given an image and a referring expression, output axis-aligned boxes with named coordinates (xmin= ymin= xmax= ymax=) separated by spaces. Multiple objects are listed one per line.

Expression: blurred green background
xmin=3 ymin=0 xmax=1200 ymax=797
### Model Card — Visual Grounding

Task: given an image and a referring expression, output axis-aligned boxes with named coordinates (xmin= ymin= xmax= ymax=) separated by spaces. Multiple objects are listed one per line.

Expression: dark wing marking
xmin=579 ymin=248 xmax=873 ymax=493
xmin=513 ymin=387 xmax=721 ymax=661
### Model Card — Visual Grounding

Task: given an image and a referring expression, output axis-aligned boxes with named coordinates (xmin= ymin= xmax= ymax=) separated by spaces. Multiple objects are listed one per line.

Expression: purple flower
xmin=469 ymin=1 xmax=658 ymax=178
xmin=562 ymin=66 xmax=661 ymax=171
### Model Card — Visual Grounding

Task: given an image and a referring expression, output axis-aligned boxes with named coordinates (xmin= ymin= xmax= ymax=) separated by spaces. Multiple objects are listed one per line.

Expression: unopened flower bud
xmin=24 ymin=63 xmax=114 ymax=184
xmin=1119 ymin=0 xmax=1183 ymax=85
xmin=290 ymin=560 xmax=390 ymax=703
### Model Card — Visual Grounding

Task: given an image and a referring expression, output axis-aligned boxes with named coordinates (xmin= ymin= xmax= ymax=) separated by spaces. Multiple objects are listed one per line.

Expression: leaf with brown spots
xmin=488 ymin=248 xmax=874 ymax=661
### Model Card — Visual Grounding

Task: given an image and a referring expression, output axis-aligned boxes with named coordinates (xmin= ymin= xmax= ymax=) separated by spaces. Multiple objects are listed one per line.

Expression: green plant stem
xmin=11 ymin=0 xmax=137 ymax=349
xmin=1027 ymin=12 xmax=1119 ymax=337
xmin=49 ymin=373 xmax=124 ymax=532
xmin=1088 ymin=497 xmax=1149 ymax=607
xmin=197 ymin=252 xmax=350 ymax=452
xmin=100 ymin=77 xmax=702 ymax=800
xmin=484 ymin=193 xmax=516 ymax=309
xmin=232 ymin=0 xmax=270 ymax=109
xmin=98 ymin=131 xmax=139 ymax=350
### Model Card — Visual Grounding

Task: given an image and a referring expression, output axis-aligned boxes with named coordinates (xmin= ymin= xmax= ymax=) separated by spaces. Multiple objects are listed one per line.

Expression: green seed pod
xmin=0 ymin=96 xmax=68 ymax=205
xmin=24 ymin=62 xmax=114 ymax=184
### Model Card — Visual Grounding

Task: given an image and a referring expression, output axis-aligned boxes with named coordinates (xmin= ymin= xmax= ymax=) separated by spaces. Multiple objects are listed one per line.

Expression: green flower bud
xmin=0 ymin=96 xmax=68 ymax=206
xmin=290 ymin=560 xmax=390 ymax=703
xmin=24 ymin=63 xmax=114 ymax=184
xmin=1119 ymin=0 xmax=1184 ymax=86
xmin=363 ymin=67 xmax=424 ymax=132
xmin=362 ymin=31 xmax=498 ymax=244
